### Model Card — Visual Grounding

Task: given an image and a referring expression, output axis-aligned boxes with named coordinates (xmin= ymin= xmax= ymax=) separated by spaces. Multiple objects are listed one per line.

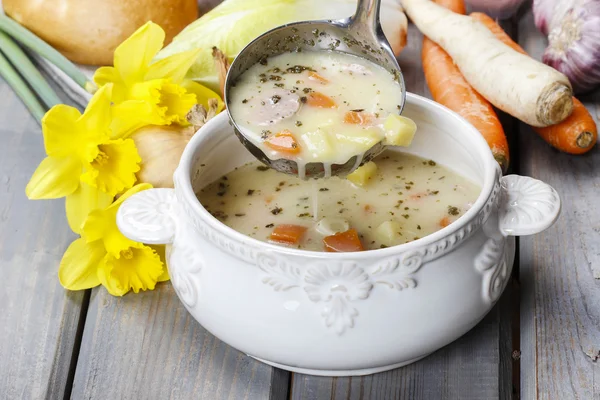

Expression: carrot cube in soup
xmin=344 ymin=111 xmax=375 ymax=126
xmin=306 ymin=92 xmax=336 ymax=108
xmin=439 ymin=216 xmax=451 ymax=228
xmin=270 ymin=224 xmax=308 ymax=244
xmin=323 ymin=229 xmax=364 ymax=252
xmin=265 ymin=130 xmax=301 ymax=154
xmin=308 ymin=71 xmax=329 ymax=84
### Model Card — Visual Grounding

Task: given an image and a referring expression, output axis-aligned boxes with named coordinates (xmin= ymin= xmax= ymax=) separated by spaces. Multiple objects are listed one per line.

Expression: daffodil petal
xmin=66 ymin=183 xmax=113 ymax=234
xmin=80 ymin=138 xmax=141 ymax=196
xmin=111 ymin=100 xmax=161 ymax=138
xmin=94 ymin=66 xmax=130 ymax=105
xmin=93 ymin=66 xmax=119 ymax=87
xmin=26 ymin=156 xmax=81 ymax=199
xmin=81 ymin=183 xmax=150 ymax=256
xmin=83 ymin=209 xmax=138 ymax=256
xmin=58 ymin=238 xmax=105 ymax=290
xmin=181 ymin=80 xmax=224 ymax=113
xmin=79 ymin=85 xmax=113 ymax=140
xmin=149 ymin=245 xmax=170 ymax=282
xmin=115 ymin=22 xmax=165 ymax=85
xmin=97 ymin=246 xmax=164 ymax=296
xmin=110 ymin=183 xmax=153 ymax=209
xmin=42 ymin=105 xmax=83 ymax=157
xmin=145 ymin=49 xmax=201 ymax=83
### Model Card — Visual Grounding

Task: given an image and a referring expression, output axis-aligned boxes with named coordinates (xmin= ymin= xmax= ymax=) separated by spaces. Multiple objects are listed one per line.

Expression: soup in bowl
xmin=116 ymin=93 xmax=560 ymax=376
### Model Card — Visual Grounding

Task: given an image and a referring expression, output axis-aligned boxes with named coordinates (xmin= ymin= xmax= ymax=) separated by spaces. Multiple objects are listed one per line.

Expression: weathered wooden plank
xmin=71 ymin=283 xmax=290 ymax=399
xmin=0 ymin=79 xmax=84 ymax=398
xmin=290 ymin=23 xmax=514 ymax=400
xmin=517 ymin=10 xmax=600 ymax=400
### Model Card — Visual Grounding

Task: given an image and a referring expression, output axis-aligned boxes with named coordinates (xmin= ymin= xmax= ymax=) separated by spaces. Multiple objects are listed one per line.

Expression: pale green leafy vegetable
xmin=155 ymin=0 xmax=407 ymax=92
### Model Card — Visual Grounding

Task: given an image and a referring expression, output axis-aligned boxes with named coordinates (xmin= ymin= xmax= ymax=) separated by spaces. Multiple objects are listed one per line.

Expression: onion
xmin=534 ymin=0 xmax=600 ymax=94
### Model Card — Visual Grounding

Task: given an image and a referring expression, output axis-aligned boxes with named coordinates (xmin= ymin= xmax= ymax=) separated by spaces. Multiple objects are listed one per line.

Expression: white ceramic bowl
xmin=116 ymin=93 xmax=560 ymax=376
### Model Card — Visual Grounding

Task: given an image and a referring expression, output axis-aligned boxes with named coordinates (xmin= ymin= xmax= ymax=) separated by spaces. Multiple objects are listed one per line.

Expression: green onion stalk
xmin=0 ymin=48 xmax=45 ymax=122
xmin=0 ymin=14 xmax=95 ymax=93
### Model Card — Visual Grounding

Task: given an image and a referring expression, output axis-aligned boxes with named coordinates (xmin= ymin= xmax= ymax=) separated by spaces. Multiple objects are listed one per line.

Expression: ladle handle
xmin=351 ymin=0 xmax=382 ymax=33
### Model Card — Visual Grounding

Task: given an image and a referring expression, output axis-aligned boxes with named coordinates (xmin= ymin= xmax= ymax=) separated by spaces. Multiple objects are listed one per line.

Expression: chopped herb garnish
xmin=302 ymin=87 xmax=312 ymax=94
xmin=274 ymin=83 xmax=284 ymax=88
xmin=242 ymin=99 xmax=248 ymax=104
xmin=271 ymin=207 xmax=283 ymax=215
xmin=259 ymin=56 xmax=268 ymax=65
xmin=351 ymin=108 xmax=365 ymax=112
xmin=260 ymin=130 xmax=272 ymax=140
xmin=257 ymin=165 xmax=270 ymax=171
xmin=428 ymin=160 xmax=437 ymax=166
xmin=448 ymin=206 xmax=460 ymax=216
xmin=234 ymin=213 xmax=246 ymax=217
xmin=295 ymin=121 xmax=303 ymax=127
xmin=297 ymin=213 xmax=312 ymax=218
xmin=402 ymin=214 xmax=410 ymax=219
xmin=269 ymin=75 xmax=282 ymax=81
xmin=265 ymin=223 xmax=274 ymax=228
xmin=211 ymin=211 xmax=228 ymax=221
xmin=300 ymin=96 xmax=307 ymax=103
xmin=286 ymin=65 xmax=314 ymax=73
xmin=417 ymin=225 xmax=422 ymax=230
xmin=271 ymin=95 xmax=281 ymax=104
xmin=319 ymin=188 xmax=329 ymax=191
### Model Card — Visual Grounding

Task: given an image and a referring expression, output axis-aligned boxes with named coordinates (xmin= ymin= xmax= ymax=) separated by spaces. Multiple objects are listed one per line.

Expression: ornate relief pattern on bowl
xmin=475 ymin=237 xmax=510 ymax=304
xmin=257 ymin=251 xmax=425 ymax=334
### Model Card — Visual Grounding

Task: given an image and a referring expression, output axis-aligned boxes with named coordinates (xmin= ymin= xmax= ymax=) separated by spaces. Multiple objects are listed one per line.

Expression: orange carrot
xmin=344 ymin=111 xmax=375 ymax=125
xmin=472 ymin=12 xmax=598 ymax=154
xmin=422 ymin=38 xmax=509 ymax=172
xmin=265 ymin=130 xmax=301 ymax=154
xmin=323 ymin=229 xmax=364 ymax=252
xmin=270 ymin=224 xmax=308 ymax=244
xmin=439 ymin=216 xmax=451 ymax=228
xmin=308 ymin=71 xmax=329 ymax=84
xmin=433 ymin=0 xmax=466 ymax=13
xmin=306 ymin=92 xmax=336 ymax=108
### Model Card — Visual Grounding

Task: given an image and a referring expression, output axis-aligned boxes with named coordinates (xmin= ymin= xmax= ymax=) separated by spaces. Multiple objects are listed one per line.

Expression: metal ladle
xmin=224 ymin=0 xmax=406 ymax=178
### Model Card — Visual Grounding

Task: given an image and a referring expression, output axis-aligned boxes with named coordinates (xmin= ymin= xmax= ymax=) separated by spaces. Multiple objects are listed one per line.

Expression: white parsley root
xmin=402 ymin=0 xmax=573 ymax=127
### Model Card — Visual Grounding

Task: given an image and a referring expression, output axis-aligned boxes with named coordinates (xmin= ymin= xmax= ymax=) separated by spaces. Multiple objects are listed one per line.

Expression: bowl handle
xmin=498 ymin=175 xmax=561 ymax=236
xmin=116 ymin=188 xmax=177 ymax=245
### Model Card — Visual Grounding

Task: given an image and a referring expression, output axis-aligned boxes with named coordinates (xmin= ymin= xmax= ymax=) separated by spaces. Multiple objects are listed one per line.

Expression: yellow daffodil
xmin=59 ymin=184 xmax=169 ymax=296
xmin=26 ymin=84 xmax=141 ymax=233
xmin=93 ymin=22 xmax=224 ymax=136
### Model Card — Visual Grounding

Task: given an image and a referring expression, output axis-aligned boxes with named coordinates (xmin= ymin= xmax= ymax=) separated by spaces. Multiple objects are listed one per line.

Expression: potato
xmin=302 ymin=129 xmax=334 ymax=159
xmin=335 ymin=128 xmax=381 ymax=148
xmin=384 ymin=114 xmax=417 ymax=147
xmin=347 ymin=161 xmax=378 ymax=187
xmin=375 ymin=220 xmax=403 ymax=246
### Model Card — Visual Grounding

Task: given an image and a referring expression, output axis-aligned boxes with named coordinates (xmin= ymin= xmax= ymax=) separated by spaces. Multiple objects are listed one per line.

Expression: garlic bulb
xmin=534 ymin=0 xmax=600 ymax=93
xmin=465 ymin=0 xmax=527 ymax=19
xmin=132 ymin=100 xmax=219 ymax=188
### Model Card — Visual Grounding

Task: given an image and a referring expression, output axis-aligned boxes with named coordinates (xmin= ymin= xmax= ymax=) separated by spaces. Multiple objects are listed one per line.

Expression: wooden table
xmin=2 ymin=7 xmax=599 ymax=400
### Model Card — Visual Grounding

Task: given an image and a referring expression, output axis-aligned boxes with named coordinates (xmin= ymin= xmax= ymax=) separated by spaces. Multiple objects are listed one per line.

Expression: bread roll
xmin=4 ymin=0 xmax=199 ymax=66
